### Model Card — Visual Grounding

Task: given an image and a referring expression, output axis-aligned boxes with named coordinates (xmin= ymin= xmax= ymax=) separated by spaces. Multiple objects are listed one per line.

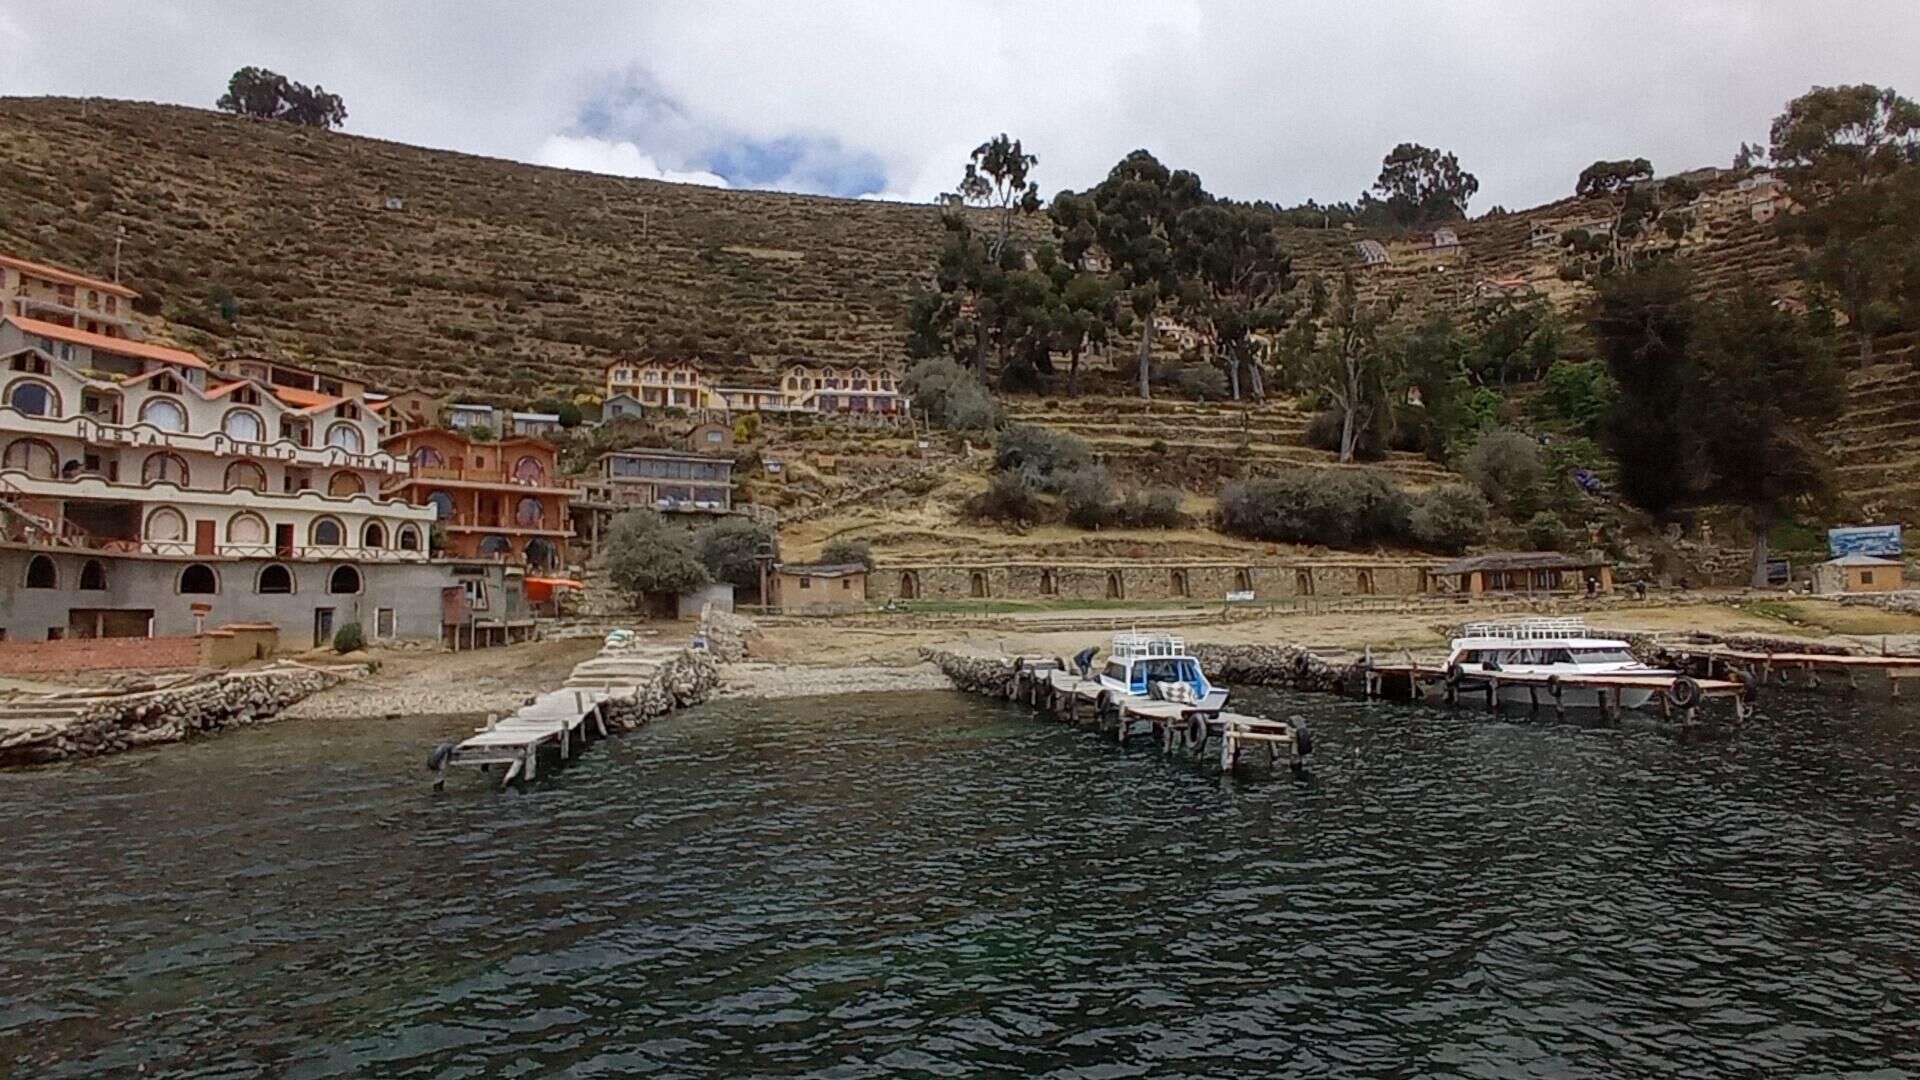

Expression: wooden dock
xmin=1355 ymin=660 xmax=1755 ymax=722
xmin=1657 ymin=645 xmax=1920 ymax=695
xmin=1008 ymin=660 xmax=1308 ymax=772
xmin=435 ymin=687 xmax=614 ymax=788
xmin=431 ymin=642 xmax=688 ymax=789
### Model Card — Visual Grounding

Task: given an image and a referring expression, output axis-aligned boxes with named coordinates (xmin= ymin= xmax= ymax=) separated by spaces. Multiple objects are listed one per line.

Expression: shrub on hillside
xmin=1462 ymin=430 xmax=1544 ymax=518
xmin=819 ymin=538 xmax=874 ymax=569
xmin=994 ymin=424 xmax=1091 ymax=490
xmin=967 ymin=471 xmax=1045 ymax=524
xmin=1304 ymin=409 xmax=1387 ymax=461
xmin=1217 ymin=470 xmax=1409 ymax=549
xmin=905 ymin=357 xmax=999 ymax=430
xmin=694 ymin=516 xmax=776 ymax=589
xmin=1407 ymin=485 xmax=1491 ymax=554
xmin=1534 ymin=360 xmax=1617 ymax=436
xmin=1524 ymin=510 xmax=1571 ymax=552
xmin=1058 ymin=466 xmax=1119 ymax=528
xmin=1116 ymin=485 xmax=1184 ymax=528
xmin=606 ymin=510 xmax=710 ymax=598
xmin=1177 ymin=363 xmax=1231 ymax=401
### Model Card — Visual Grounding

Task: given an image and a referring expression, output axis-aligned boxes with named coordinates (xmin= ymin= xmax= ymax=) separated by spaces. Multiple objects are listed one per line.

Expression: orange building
xmin=0 ymin=253 xmax=141 ymax=340
xmin=381 ymin=428 xmax=574 ymax=568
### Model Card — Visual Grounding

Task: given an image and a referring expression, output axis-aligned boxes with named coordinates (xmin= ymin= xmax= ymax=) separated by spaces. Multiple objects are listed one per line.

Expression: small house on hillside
xmin=1814 ymin=554 xmax=1904 ymax=594
xmin=447 ymin=403 xmax=500 ymax=432
xmin=510 ymin=411 xmax=562 ymax=439
xmin=601 ymin=392 xmax=644 ymax=422
xmin=772 ymin=562 xmax=867 ymax=615
xmin=1433 ymin=552 xmax=1613 ymax=595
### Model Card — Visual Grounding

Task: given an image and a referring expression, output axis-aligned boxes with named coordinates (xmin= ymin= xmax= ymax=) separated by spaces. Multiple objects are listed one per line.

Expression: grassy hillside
xmin=3 ymin=96 xmax=1913 ymax=525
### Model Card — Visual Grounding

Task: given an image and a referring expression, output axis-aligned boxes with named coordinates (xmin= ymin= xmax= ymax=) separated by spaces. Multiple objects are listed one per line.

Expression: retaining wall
xmin=875 ymin=561 xmax=1430 ymax=604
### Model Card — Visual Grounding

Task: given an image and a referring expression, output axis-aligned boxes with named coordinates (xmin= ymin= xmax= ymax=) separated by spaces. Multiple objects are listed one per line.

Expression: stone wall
xmin=875 ymin=560 xmax=1432 ymax=604
xmin=601 ymin=648 xmax=721 ymax=730
xmin=0 ymin=665 xmax=342 ymax=766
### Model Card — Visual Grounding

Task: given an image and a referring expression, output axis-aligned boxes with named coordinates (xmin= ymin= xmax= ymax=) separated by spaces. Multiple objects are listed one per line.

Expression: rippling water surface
xmin=3 ymin=687 xmax=1919 ymax=1078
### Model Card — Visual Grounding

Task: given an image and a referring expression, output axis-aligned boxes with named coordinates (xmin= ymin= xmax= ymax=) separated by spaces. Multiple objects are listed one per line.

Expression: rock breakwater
xmin=0 ymin=666 xmax=344 ymax=767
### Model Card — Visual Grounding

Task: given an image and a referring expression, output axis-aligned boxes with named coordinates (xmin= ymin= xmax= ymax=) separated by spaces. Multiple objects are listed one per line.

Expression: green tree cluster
xmin=216 ymin=67 xmax=347 ymax=128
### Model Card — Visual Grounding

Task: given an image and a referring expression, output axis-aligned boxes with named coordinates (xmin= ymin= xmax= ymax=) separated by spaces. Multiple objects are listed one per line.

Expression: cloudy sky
xmin=1 ymin=1 xmax=1914 ymax=210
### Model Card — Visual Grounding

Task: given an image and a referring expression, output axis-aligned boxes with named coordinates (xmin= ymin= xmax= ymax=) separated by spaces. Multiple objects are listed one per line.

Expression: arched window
xmin=1039 ymin=569 xmax=1058 ymax=595
xmin=1170 ymin=569 xmax=1189 ymax=598
xmin=515 ymin=496 xmax=544 ymax=527
xmin=326 ymin=423 xmax=364 ymax=453
xmin=145 ymin=507 xmax=186 ymax=543
xmin=222 ymin=409 xmax=264 ymax=442
xmin=362 ymin=521 xmax=385 ymax=548
xmin=79 ymin=559 xmax=106 ymax=590
xmin=1234 ymin=568 xmax=1253 ymax=594
xmin=141 ymin=452 xmax=190 ymax=486
xmin=24 ymin=554 xmax=56 ymax=589
xmin=525 ymin=537 xmax=556 ymax=569
xmin=178 ymin=563 xmax=218 ymax=594
xmin=225 ymin=461 xmax=268 ymax=492
xmin=3 ymin=438 xmax=58 ymax=479
xmin=479 ymin=535 xmax=512 ymax=557
xmin=969 ymin=571 xmax=988 ymax=598
xmin=397 ymin=525 xmax=422 ymax=551
xmin=426 ymin=492 xmax=456 ymax=520
xmin=311 ymin=517 xmax=345 ymax=547
xmin=140 ymin=397 xmax=186 ymax=432
xmin=898 ymin=571 xmax=919 ymax=600
xmin=412 ymin=446 xmax=444 ymax=468
xmin=1106 ymin=571 xmax=1125 ymax=600
xmin=227 ymin=512 xmax=268 ymax=546
xmin=327 ymin=565 xmax=361 ymax=595
xmin=7 ymin=379 xmax=57 ymax=417
xmin=513 ymin=455 xmax=545 ymax=485
xmin=256 ymin=563 xmax=294 ymax=594
xmin=328 ymin=472 xmax=365 ymax=497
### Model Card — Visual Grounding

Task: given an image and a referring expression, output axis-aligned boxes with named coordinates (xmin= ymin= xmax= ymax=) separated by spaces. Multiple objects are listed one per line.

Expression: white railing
xmin=0 ymin=468 xmax=435 ymax=522
xmin=1461 ymin=617 xmax=1591 ymax=640
xmin=0 ymin=408 xmax=408 ymax=475
xmin=1110 ymin=632 xmax=1187 ymax=658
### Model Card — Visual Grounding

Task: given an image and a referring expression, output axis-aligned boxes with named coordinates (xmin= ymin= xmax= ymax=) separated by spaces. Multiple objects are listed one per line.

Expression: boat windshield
xmin=1131 ymin=658 xmax=1200 ymax=692
xmin=1570 ymin=648 xmax=1636 ymax=664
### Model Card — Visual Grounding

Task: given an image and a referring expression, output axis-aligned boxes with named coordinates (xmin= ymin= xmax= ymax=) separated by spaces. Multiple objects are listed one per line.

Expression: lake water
xmin=2 ymin=687 xmax=1917 ymax=1078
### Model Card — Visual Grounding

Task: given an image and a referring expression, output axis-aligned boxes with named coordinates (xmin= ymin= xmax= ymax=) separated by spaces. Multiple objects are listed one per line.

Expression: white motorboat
xmin=1443 ymin=618 xmax=1680 ymax=710
xmin=1094 ymin=632 xmax=1229 ymax=716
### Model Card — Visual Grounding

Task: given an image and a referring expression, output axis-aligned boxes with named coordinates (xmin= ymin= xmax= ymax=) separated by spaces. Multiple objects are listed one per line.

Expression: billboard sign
xmin=1828 ymin=525 xmax=1903 ymax=558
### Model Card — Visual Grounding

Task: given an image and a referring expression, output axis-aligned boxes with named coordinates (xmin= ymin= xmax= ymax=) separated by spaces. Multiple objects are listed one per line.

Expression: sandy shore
xmin=282 ymin=637 xmax=605 ymax=720
xmin=713 ymin=661 xmax=952 ymax=699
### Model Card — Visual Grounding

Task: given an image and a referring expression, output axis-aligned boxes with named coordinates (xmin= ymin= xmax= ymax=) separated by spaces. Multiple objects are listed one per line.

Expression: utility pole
xmin=112 ymin=225 xmax=126 ymax=282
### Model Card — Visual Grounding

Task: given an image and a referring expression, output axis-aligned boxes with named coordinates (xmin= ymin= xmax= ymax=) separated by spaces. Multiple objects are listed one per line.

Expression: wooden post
xmin=524 ymin=742 xmax=538 ymax=781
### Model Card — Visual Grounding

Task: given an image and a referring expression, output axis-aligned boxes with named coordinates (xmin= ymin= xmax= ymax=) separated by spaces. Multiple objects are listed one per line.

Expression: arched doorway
xmin=1234 ymin=568 xmax=1253 ymax=594
xmin=1039 ymin=569 xmax=1057 ymax=595
xmin=525 ymin=537 xmax=556 ymax=569
xmin=1169 ymin=569 xmax=1189 ymax=598
xmin=1106 ymin=571 xmax=1124 ymax=600
xmin=898 ymin=571 xmax=919 ymax=600
xmin=1295 ymin=569 xmax=1314 ymax=596
xmin=969 ymin=571 xmax=988 ymax=598
xmin=1357 ymin=569 xmax=1375 ymax=596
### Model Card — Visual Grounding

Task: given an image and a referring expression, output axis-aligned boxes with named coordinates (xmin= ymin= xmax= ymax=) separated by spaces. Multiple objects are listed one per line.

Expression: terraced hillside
xmin=1829 ymin=332 xmax=1920 ymax=521
xmin=999 ymin=397 xmax=1456 ymax=488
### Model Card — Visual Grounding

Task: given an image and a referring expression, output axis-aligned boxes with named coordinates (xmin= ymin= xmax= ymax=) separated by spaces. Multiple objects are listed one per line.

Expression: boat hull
xmin=1491 ymin=684 xmax=1657 ymax=711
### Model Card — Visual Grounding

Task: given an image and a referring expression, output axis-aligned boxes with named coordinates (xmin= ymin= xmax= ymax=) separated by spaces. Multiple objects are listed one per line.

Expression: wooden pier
xmin=437 ymin=687 xmax=613 ymax=788
xmin=1657 ymin=645 xmax=1920 ymax=695
xmin=1008 ymin=659 xmax=1307 ymax=772
xmin=430 ymin=641 xmax=690 ymax=789
xmin=1355 ymin=660 xmax=1755 ymax=723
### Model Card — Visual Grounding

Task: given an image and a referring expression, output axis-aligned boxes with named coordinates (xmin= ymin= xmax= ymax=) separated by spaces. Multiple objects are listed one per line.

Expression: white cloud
xmin=534 ymin=134 xmax=728 ymax=187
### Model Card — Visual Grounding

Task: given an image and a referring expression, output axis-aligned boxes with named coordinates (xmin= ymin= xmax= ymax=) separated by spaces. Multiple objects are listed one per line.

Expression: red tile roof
xmin=7 ymin=315 xmax=206 ymax=369
xmin=0 ymin=253 xmax=138 ymax=299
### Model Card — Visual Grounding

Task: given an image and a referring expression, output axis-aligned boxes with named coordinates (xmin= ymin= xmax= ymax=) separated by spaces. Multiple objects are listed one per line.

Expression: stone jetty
xmin=0 ymin=664 xmax=345 ymax=767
